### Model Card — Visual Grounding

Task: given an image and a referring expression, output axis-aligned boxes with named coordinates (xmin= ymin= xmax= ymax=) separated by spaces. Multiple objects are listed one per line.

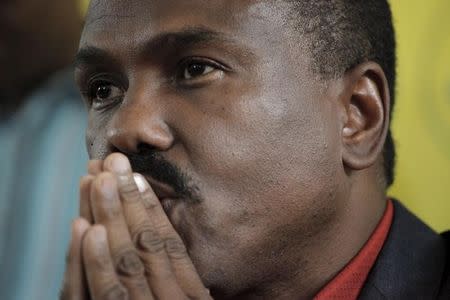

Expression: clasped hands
xmin=61 ymin=153 xmax=211 ymax=300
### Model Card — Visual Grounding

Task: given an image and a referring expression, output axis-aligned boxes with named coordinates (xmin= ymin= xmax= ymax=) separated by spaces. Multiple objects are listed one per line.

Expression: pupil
xmin=188 ymin=64 xmax=206 ymax=77
xmin=97 ymin=85 xmax=111 ymax=99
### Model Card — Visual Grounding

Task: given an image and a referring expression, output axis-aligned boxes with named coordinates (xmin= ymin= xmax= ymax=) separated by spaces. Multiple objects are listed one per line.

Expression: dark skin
xmin=65 ymin=0 xmax=391 ymax=299
xmin=0 ymin=0 xmax=81 ymax=117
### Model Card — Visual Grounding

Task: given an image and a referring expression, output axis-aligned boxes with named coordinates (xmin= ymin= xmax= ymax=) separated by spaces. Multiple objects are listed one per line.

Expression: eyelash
xmin=84 ymin=75 xmax=124 ymax=110
xmin=82 ymin=57 xmax=228 ymax=109
xmin=178 ymin=57 xmax=225 ymax=73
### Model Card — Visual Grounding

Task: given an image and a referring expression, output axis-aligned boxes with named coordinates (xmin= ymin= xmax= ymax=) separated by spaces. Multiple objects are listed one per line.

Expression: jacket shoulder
xmin=359 ymin=200 xmax=448 ymax=299
xmin=438 ymin=231 xmax=450 ymax=299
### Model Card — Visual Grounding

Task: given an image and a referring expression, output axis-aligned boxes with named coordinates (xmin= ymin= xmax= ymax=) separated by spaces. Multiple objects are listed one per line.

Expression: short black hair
xmin=289 ymin=0 xmax=396 ymax=187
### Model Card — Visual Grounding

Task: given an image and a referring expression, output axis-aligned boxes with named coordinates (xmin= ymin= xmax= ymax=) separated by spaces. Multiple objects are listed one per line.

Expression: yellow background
xmin=78 ymin=1 xmax=450 ymax=232
xmin=389 ymin=0 xmax=450 ymax=232
xmin=79 ymin=0 xmax=89 ymax=15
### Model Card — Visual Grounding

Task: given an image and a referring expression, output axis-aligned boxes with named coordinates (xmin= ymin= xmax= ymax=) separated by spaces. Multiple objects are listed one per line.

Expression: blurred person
xmin=0 ymin=0 xmax=81 ymax=116
xmin=62 ymin=0 xmax=449 ymax=299
xmin=0 ymin=1 xmax=86 ymax=299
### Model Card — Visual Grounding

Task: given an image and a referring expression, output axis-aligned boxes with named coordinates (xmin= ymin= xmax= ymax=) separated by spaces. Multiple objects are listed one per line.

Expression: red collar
xmin=314 ymin=200 xmax=394 ymax=300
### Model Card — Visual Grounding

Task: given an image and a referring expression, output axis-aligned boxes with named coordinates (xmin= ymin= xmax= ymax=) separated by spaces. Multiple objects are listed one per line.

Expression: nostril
xmin=109 ymin=145 xmax=121 ymax=155
xmin=136 ymin=143 xmax=158 ymax=155
xmin=107 ymin=113 xmax=174 ymax=153
xmin=107 ymin=127 xmax=140 ymax=154
xmin=108 ymin=144 xmax=156 ymax=161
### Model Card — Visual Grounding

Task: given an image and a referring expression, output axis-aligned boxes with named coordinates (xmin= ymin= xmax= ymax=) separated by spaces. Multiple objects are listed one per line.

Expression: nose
xmin=106 ymin=94 xmax=174 ymax=154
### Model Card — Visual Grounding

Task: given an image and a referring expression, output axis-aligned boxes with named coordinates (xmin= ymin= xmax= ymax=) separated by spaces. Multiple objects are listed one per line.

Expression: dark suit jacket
xmin=359 ymin=200 xmax=450 ymax=299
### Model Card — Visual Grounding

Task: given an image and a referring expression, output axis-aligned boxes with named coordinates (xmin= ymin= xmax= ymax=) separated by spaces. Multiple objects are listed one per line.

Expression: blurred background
xmin=0 ymin=0 xmax=449 ymax=299
xmin=389 ymin=1 xmax=450 ymax=233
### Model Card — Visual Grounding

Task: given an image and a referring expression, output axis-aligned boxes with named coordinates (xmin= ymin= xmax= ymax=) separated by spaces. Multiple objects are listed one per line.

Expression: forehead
xmin=81 ymin=0 xmax=299 ymax=53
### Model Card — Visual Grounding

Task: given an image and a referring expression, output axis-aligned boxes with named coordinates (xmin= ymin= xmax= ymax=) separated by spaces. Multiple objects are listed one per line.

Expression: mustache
xmin=125 ymin=149 xmax=200 ymax=202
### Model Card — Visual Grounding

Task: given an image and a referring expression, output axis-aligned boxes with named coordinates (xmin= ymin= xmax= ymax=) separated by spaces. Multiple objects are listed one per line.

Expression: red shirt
xmin=314 ymin=200 xmax=394 ymax=300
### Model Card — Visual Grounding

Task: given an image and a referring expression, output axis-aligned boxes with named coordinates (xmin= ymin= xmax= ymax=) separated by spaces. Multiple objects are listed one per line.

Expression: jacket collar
xmin=359 ymin=200 xmax=447 ymax=299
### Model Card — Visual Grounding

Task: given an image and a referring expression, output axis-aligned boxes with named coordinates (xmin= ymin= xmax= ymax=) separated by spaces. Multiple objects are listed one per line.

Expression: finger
xmin=82 ymin=225 xmax=128 ymax=300
xmin=60 ymin=218 xmax=90 ymax=300
xmin=104 ymin=153 xmax=209 ymax=299
xmin=80 ymin=176 xmax=94 ymax=223
xmin=90 ymin=172 xmax=153 ymax=300
xmin=136 ymin=174 xmax=211 ymax=299
xmin=87 ymin=160 xmax=103 ymax=175
xmin=104 ymin=154 xmax=186 ymax=299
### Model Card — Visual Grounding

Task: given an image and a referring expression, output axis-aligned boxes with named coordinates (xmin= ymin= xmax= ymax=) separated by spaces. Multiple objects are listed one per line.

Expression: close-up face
xmin=76 ymin=0 xmax=348 ymax=295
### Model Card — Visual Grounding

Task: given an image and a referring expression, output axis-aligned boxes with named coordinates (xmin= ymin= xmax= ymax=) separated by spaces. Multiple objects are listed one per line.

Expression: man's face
xmin=76 ymin=0 xmax=345 ymax=295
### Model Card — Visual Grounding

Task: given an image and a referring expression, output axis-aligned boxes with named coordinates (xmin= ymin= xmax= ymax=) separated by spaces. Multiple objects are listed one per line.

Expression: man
xmin=64 ymin=0 xmax=450 ymax=299
xmin=0 ymin=1 xmax=86 ymax=299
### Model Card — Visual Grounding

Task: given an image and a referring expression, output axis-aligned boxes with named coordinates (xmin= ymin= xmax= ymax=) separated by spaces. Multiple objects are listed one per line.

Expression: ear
xmin=340 ymin=62 xmax=391 ymax=170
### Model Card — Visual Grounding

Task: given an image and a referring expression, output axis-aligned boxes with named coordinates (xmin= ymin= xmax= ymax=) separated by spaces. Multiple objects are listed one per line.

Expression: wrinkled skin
xmin=74 ymin=0 xmax=390 ymax=298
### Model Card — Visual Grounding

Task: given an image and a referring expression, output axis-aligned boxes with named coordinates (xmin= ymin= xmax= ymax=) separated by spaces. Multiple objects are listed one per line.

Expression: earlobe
xmin=341 ymin=62 xmax=390 ymax=171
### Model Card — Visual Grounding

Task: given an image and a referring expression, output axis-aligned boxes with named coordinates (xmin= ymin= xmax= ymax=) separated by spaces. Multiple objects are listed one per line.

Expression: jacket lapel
xmin=359 ymin=200 xmax=447 ymax=299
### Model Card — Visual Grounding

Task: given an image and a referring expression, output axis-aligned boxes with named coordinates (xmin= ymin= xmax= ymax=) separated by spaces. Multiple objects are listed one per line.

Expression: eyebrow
xmin=74 ymin=46 xmax=118 ymax=69
xmin=144 ymin=27 xmax=229 ymax=50
xmin=75 ymin=26 xmax=253 ymax=68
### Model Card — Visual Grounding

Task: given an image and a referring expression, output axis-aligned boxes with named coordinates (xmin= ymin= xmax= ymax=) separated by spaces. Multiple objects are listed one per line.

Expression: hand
xmin=61 ymin=153 xmax=211 ymax=300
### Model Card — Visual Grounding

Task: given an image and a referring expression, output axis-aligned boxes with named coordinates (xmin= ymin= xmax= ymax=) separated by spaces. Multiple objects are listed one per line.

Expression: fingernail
xmin=133 ymin=174 xmax=149 ymax=193
xmin=109 ymin=154 xmax=130 ymax=175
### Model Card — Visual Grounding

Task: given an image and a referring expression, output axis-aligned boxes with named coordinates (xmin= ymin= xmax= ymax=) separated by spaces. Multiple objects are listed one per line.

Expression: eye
xmin=177 ymin=58 xmax=227 ymax=86
xmin=88 ymin=80 xmax=124 ymax=109
xmin=96 ymin=84 xmax=112 ymax=99
xmin=183 ymin=62 xmax=216 ymax=80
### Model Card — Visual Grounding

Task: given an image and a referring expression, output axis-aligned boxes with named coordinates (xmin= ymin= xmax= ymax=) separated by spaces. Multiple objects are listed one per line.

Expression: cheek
xmin=181 ymin=92 xmax=344 ymax=285
xmin=85 ymin=113 xmax=110 ymax=159
xmin=190 ymin=85 xmax=339 ymax=197
xmin=185 ymin=84 xmax=342 ymax=234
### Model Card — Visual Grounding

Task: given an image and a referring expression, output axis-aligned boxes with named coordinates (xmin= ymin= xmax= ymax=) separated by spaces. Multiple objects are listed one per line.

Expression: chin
xmin=187 ymin=243 xmax=231 ymax=295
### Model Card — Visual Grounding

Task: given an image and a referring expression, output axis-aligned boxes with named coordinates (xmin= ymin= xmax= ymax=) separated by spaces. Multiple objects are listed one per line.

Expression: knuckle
xmin=122 ymin=186 xmax=141 ymax=202
xmin=135 ymin=228 xmax=165 ymax=253
xmin=130 ymin=277 xmax=150 ymax=293
xmin=115 ymin=249 xmax=144 ymax=277
xmin=143 ymin=201 xmax=159 ymax=211
xmin=141 ymin=190 xmax=159 ymax=209
xmin=101 ymin=284 xmax=128 ymax=300
xmin=164 ymin=237 xmax=188 ymax=260
xmin=88 ymin=250 xmax=112 ymax=273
